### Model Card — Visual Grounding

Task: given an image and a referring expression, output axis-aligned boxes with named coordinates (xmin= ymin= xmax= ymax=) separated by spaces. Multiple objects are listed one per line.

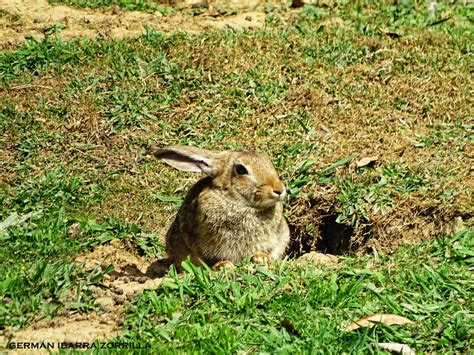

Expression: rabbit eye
xmin=234 ymin=164 xmax=248 ymax=175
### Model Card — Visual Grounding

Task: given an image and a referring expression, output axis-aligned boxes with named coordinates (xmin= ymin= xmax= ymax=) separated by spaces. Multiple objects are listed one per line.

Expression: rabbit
xmin=154 ymin=145 xmax=290 ymax=271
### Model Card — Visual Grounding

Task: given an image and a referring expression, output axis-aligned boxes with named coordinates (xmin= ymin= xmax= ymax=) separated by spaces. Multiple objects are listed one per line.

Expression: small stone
xmin=138 ymin=277 xmax=147 ymax=284
xmin=299 ymin=252 xmax=339 ymax=265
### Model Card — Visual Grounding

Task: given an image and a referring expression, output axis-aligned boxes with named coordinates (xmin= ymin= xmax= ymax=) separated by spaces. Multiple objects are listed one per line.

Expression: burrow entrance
xmin=286 ymin=196 xmax=365 ymax=258
xmin=286 ymin=195 xmax=469 ymax=259
xmin=287 ymin=211 xmax=367 ymax=258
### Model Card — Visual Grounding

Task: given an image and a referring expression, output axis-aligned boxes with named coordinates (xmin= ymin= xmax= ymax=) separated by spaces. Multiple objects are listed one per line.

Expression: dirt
xmin=0 ymin=0 xmax=270 ymax=49
xmin=1 ymin=239 xmax=170 ymax=353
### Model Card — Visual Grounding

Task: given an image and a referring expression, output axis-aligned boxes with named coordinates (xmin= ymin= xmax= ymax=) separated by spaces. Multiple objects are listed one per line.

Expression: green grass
xmin=0 ymin=171 xmax=162 ymax=328
xmin=0 ymin=0 xmax=473 ymax=351
xmin=86 ymin=230 xmax=472 ymax=353
xmin=48 ymin=0 xmax=174 ymax=13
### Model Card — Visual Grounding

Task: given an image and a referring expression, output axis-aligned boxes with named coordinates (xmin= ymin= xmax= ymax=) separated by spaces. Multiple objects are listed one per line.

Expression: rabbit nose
xmin=273 ymin=188 xmax=286 ymax=198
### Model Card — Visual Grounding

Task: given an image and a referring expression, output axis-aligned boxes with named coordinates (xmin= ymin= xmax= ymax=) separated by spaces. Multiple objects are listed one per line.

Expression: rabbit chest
xmin=193 ymin=190 xmax=288 ymax=262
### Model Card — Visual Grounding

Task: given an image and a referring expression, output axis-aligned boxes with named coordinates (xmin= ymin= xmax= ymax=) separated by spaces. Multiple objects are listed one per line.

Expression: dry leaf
xmin=379 ymin=29 xmax=402 ymax=39
xmin=375 ymin=342 xmax=415 ymax=355
xmin=356 ymin=156 xmax=378 ymax=168
xmin=345 ymin=314 xmax=413 ymax=331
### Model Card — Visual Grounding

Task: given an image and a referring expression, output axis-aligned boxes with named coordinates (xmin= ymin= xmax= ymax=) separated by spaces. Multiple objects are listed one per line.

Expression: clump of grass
xmin=48 ymin=0 xmax=174 ymax=13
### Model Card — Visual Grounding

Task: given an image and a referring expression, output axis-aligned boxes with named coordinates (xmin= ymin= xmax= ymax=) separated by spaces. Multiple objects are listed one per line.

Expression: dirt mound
xmin=75 ymin=238 xmax=169 ymax=296
xmin=0 ymin=0 xmax=269 ymax=49
xmin=1 ymin=240 xmax=170 ymax=352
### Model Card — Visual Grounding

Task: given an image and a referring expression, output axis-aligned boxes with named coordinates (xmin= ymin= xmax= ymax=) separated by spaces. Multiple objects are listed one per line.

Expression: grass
xmin=0 ymin=170 xmax=159 ymax=328
xmin=48 ymin=0 xmax=174 ymax=13
xmin=0 ymin=0 xmax=473 ymax=352
xmin=95 ymin=230 xmax=473 ymax=353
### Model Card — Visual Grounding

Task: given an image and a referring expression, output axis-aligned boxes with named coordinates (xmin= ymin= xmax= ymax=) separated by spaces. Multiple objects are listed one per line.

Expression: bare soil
xmin=0 ymin=0 xmax=270 ymax=49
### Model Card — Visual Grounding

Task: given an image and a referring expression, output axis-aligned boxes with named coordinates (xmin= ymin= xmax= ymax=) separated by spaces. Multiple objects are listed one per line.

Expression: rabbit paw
xmin=251 ymin=251 xmax=270 ymax=265
xmin=212 ymin=260 xmax=236 ymax=271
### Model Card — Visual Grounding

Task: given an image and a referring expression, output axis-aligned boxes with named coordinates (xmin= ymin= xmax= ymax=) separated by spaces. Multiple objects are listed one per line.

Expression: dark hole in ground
xmin=287 ymin=212 xmax=361 ymax=257
xmin=286 ymin=196 xmax=471 ymax=258
xmin=286 ymin=197 xmax=369 ymax=258
xmin=316 ymin=214 xmax=358 ymax=255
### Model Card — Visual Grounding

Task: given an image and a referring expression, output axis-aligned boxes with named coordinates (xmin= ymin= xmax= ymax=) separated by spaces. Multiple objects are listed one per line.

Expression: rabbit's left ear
xmin=154 ymin=146 xmax=217 ymax=176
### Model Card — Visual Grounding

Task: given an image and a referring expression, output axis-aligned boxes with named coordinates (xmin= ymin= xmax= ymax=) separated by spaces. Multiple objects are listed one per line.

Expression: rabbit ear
xmin=154 ymin=146 xmax=217 ymax=176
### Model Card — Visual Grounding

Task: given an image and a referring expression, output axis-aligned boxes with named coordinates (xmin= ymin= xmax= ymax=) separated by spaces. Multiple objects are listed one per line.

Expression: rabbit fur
xmin=154 ymin=146 xmax=290 ymax=270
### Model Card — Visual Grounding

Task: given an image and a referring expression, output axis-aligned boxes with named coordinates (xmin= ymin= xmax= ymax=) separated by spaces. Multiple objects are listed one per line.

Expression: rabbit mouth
xmin=251 ymin=186 xmax=286 ymax=209
xmin=252 ymin=195 xmax=281 ymax=209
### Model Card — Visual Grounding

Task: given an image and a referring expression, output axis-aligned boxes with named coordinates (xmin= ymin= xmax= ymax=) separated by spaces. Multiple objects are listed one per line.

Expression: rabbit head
xmin=154 ymin=146 xmax=286 ymax=210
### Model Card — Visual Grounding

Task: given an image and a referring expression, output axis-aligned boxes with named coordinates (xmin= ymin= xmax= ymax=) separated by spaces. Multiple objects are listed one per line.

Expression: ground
xmin=0 ymin=0 xmax=268 ymax=49
xmin=0 ymin=0 xmax=472 ymax=352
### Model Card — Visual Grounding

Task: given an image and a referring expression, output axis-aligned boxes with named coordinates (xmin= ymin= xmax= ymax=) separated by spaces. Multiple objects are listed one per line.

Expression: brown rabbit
xmin=154 ymin=146 xmax=289 ymax=270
